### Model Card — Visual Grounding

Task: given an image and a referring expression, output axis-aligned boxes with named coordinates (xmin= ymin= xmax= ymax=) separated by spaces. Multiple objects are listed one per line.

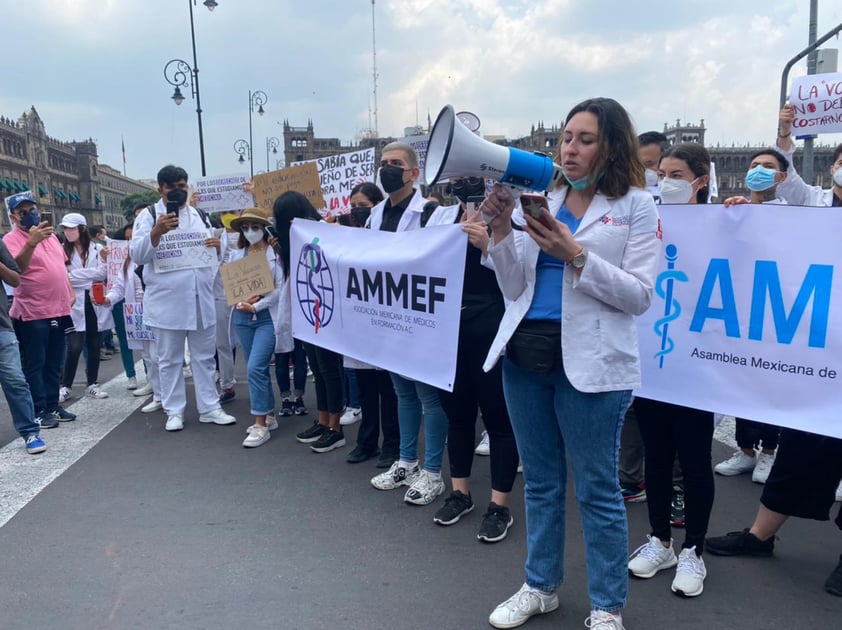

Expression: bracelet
xmin=778 ymin=131 xmax=791 ymax=138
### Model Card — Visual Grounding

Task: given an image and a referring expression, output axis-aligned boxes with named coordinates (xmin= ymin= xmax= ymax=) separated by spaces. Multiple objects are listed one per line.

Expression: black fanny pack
xmin=506 ymin=319 xmax=561 ymax=373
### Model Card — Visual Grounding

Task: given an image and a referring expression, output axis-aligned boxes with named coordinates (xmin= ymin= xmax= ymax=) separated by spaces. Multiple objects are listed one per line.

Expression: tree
xmin=120 ymin=190 xmax=160 ymax=221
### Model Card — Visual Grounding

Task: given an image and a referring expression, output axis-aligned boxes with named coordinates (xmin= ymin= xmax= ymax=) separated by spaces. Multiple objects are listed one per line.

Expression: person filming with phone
xmin=480 ymin=98 xmax=661 ymax=630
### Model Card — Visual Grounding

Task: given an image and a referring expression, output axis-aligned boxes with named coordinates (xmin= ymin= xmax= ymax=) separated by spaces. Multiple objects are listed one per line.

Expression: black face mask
xmin=166 ymin=188 xmax=188 ymax=214
xmin=450 ymin=178 xmax=485 ymax=203
xmin=379 ymin=165 xmax=407 ymax=194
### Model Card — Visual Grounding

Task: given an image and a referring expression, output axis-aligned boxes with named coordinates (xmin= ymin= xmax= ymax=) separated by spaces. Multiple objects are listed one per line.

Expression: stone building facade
xmin=0 ymin=107 xmax=155 ymax=233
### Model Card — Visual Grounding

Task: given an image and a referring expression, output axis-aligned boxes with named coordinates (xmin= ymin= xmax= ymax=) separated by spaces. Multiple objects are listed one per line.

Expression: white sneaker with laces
xmin=371 ymin=461 xmax=420 ymax=490
xmin=199 ymin=408 xmax=236 ymax=425
xmin=133 ymin=382 xmax=153 ymax=397
xmin=404 ymin=469 xmax=446 ymax=505
xmin=141 ymin=400 xmax=163 ymax=413
xmin=475 ymin=430 xmax=490 ymax=456
xmin=751 ymin=451 xmax=775 ymax=484
xmin=59 ymin=386 xmax=72 ymax=403
xmin=714 ymin=450 xmax=756 ymax=476
xmin=126 ymin=376 xmax=137 ymax=390
xmin=85 ymin=384 xmax=109 ymax=399
xmin=245 ymin=418 xmax=278 ymax=433
xmin=671 ymin=547 xmax=707 ymax=597
xmin=628 ymin=535 xmax=677 ymax=578
xmin=243 ymin=425 xmax=271 ymax=448
xmin=585 ymin=610 xmax=625 ymax=629
xmin=165 ymin=414 xmax=184 ymax=431
xmin=488 ymin=583 xmax=558 ymax=629
xmin=339 ymin=406 xmax=362 ymax=426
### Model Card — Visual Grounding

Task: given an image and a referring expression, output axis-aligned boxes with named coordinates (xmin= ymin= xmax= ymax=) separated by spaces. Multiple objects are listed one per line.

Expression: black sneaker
xmin=346 ymin=445 xmax=380 ymax=464
xmin=37 ymin=410 xmax=59 ymax=430
xmin=433 ymin=490 xmax=474 ymax=526
xmin=477 ymin=502 xmax=514 ymax=543
xmin=219 ymin=388 xmax=236 ymax=405
xmin=310 ymin=429 xmax=346 ymax=453
xmin=52 ymin=406 xmax=76 ymax=422
xmin=826 ymin=554 xmax=842 ymax=596
xmin=705 ymin=528 xmax=775 ymax=557
xmin=293 ymin=397 xmax=308 ymax=415
xmin=278 ymin=398 xmax=294 ymax=417
xmin=670 ymin=484 xmax=686 ymax=528
xmin=296 ymin=421 xmax=328 ymax=444
xmin=376 ymin=451 xmax=397 ymax=469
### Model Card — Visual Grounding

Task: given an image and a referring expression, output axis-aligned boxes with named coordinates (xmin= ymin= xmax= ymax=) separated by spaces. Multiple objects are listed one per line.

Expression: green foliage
xmin=120 ymin=190 xmax=160 ymax=221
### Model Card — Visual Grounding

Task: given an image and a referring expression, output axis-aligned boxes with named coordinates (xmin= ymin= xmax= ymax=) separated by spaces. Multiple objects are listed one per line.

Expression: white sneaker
xmin=126 ymin=376 xmax=137 ymax=390
xmin=671 ymin=547 xmax=707 ymax=597
xmin=585 ymin=610 xmax=625 ymax=629
xmin=371 ymin=461 xmax=420 ymax=490
xmin=85 ymin=384 xmax=109 ymax=399
xmin=59 ymin=386 xmax=72 ymax=403
xmin=475 ymin=430 xmax=490 ymax=456
xmin=714 ymin=450 xmax=756 ymax=476
xmin=245 ymin=418 xmax=278 ymax=433
xmin=488 ymin=583 xmax=559 ymax=629
xmin=183 ymin=365 xmax=193 ymax=379
xmin=751 ymin=451 xmax=776 ymax=484
xmin=165 ymin=414 xmax=184 ymax=431
xmin=404 ymin=469 xmax=446 ymax=505
xmin=199 ymin=408 xmax=236 ymax=425
xmin=628 ymin=535 xmax=678 ymax=578
xmin=339 ymin=406 xmax=362 ymax=426
xmin=141 ymin=400 xmax=163 ymax=413
xmin=133 ymin=382 xmax=153 ymax=397
xmin=243 ymin=425 xmax=271 ymax=448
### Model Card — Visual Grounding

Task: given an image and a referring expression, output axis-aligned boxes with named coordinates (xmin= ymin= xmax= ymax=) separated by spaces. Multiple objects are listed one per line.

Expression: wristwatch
xmin=570 ymin=248 xmax=587 ymax=269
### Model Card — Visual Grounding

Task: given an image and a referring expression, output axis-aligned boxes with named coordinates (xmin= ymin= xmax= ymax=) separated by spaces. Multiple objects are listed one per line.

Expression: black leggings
xmin=355 ymin=368 xmax=399 ymax=456
xmin=634 ymin=397 xmax=715 ymax=553
xmin=440 ymin=313 xmax=519 ymax=494
xmin=62 ymin=293 xmax=101 ymax=388
xmin=303 ymin=343 xmax=344 ymax=414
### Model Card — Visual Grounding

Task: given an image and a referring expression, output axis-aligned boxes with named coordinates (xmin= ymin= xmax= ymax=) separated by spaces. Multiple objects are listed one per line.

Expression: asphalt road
xmin=0 ymin=349 xmax=840 ymax=629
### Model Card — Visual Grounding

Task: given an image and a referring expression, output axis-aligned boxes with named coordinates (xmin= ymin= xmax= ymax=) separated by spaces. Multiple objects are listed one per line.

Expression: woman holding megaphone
xmin=480 ymin=97 xmax=661 ymax=630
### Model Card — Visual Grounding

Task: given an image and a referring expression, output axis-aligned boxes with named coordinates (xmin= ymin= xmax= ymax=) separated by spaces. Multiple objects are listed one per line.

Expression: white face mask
xmin=64 ymin=228 xmax=80 ymax=243
xmin=242 ymin=227 xmax=264 ymax=245
xmin=833 ymin=167 xmax=842 ymax=188
xmin=644 ymin=168 xmax=659 ymax=188
xmin=659 ymin=177 xmax=696 ymax=204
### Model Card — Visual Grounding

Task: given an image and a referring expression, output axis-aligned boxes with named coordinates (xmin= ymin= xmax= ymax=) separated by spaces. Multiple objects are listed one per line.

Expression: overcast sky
xmin=4 ymin=0 xmax=841 ymax=182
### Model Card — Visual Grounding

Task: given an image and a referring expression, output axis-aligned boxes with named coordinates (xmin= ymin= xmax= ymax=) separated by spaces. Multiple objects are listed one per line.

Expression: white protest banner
xmin=123 ymin=299 xmax=155 ymax=350
xmin=106 ymin=240 xmax=129 ymax=291
xmin=292 ymin=148 xmax=376 ymax=214
xmin=399 ymin=134 xmax=429 ymax=183
xmin=289 ymin=221 xmax=466 ymax=391
xmin=194 ymin=173 xmax=254 ymax=214
xmin=152 ymin=229 xmax=217 ymax=273
xmin=789 ymin=72 xmax=842 ymax=136
xmin=636 ymin=204 xmax=842 ymax=439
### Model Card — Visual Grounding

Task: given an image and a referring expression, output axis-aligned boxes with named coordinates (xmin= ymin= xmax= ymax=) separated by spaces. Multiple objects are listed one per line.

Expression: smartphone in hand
xmin=264 ymin=225 xmax=279 ymax=239
xmin=521 ymin=193 xmax=550 ymax=219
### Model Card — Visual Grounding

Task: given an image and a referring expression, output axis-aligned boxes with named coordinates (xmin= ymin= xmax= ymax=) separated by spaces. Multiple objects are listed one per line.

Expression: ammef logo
xmin=295 ymin=237 xmax=335 ymax=333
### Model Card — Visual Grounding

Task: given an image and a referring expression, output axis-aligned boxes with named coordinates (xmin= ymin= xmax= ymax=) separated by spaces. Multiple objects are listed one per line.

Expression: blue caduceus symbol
xmin=653 ymin=244 xmax=688 ymax=368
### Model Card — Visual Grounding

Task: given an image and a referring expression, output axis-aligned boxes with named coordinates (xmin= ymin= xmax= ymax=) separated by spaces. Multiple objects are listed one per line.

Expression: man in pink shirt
xmin=4 ymin=191 xmax=74 ymax=428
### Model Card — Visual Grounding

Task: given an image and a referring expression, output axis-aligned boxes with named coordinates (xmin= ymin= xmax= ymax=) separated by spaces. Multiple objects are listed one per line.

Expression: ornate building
xmin=0 ymin=107 xmax=155 ymax=232
xmin=282 ymin=119 xmax=396 ymax=166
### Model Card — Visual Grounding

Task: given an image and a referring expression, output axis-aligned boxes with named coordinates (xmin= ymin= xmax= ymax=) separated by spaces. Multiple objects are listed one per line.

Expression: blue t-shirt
xmin=524 ymin=204 xmax=582 ymax=321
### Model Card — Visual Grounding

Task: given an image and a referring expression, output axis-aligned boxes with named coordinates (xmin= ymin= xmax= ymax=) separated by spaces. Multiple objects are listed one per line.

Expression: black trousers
xmin=440 ymin=312 xmax=518 ymax=494
xmin=355 ymin=368 xmax=399 ymax=456
xmin=303 ymin=343 xmax=344 ymax=414
xmin=62 ymin=293 xmax=101 ymax=388
xmin=735 ymin=418 xmax=781 ymax=451
xmin=634 ymin=398 xmax=715 ymax=553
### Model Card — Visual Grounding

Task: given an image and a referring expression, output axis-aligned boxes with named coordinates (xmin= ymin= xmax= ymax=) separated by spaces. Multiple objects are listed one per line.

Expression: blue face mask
xmin=563 ymin=171 xmax=601 ymax=191
xmin=18 ymin=208 xmax=41 ymax=230
xmin=745 ymin=165 xmax=778 ymax=192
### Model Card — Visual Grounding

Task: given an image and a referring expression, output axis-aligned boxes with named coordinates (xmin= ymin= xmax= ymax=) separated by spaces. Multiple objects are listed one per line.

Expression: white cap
xmin=59 ymin=212 xmax=86 ymax=228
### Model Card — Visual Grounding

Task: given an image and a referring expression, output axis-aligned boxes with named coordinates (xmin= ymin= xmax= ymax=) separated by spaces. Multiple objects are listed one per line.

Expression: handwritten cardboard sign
xmin=194 ymin=172 xmax=255 ymax=214
xmin=220 ymin=253 xmax=275 ymax=306
xmin=152 ymin=229 xmax=217 ymax=273
xmin=790 ymin=72 xmax=842 ymax=136
xmin=105 ymin=240 xmax=129 ymax=291
xmin=251 ymin=162 xmax=325 ymax=211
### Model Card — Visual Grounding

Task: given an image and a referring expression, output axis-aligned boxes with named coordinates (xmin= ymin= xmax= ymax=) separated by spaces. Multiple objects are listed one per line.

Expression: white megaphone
xmin=425 ymin=104 xmax=563 ymax=192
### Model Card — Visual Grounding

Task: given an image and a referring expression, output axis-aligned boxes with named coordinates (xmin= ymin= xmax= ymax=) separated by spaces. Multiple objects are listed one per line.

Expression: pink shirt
xmin=3 ymin=227 xmax=72 ymax=321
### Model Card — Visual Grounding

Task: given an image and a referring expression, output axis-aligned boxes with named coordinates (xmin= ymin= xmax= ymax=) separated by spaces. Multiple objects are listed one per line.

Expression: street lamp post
xmin=266 ymin=137 xmax=280 ymax=171
xmin=246 ymin=90 xmax=268 ymax=178
xmin=162 ymin=0 xmax=218 ymax=177
xmin=234 ymin=139 xmax=251 ymax=168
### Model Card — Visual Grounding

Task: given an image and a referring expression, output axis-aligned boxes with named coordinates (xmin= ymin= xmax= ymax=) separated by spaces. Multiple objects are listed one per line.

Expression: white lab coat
xmin=366 ymin=188 xmax=427 ymax=232
xmin=483 ymin=186 xmax=661 ymax=393
xmin=130 ymin=200 xmax=218 ymax=330
xmin=776 ymin=145 xmax=837 ymax=207
xmin=67 ymin=242 xmax=113 ymax=332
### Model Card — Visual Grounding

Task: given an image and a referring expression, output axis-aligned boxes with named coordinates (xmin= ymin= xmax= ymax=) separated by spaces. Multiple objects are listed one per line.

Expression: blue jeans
xmin=502 ymin=356 xmax=631 ymax=613
xmin=343 ymin=367 xmax=360 ymax=407
xmin=111 ymin=302 xmax=136 ymax=378
xmin=389 ymin=373 xmax=449 ymax=473
xmin=274 ymin=338 xmax=307 ymax=398
xmin=13 ymin=316 xmax=66 ymax=416
xmin=234 ymin=309 xmax=275 ymax=416
xmin=0 ymin=331 xmax=39 ymax=437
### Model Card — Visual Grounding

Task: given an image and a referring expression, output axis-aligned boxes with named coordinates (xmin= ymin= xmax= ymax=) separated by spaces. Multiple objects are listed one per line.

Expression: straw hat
xmin=230 ymin=207 xmax=271 ymax=231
